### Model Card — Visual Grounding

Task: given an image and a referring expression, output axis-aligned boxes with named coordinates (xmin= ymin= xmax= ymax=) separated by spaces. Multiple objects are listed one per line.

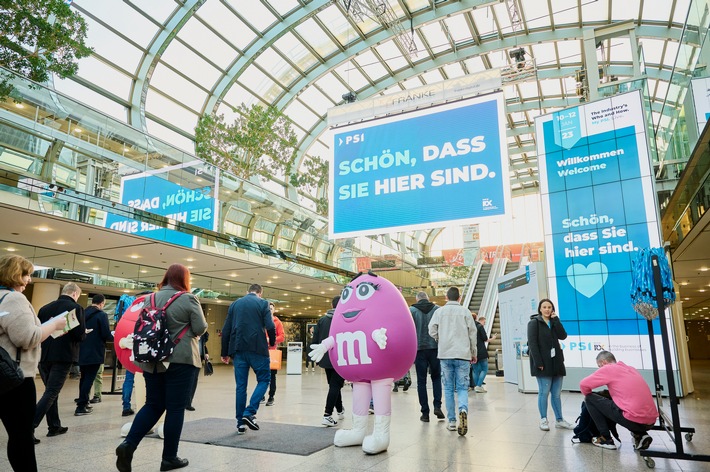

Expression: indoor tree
xmin=0 ymin=0 xmax=92 ymax=98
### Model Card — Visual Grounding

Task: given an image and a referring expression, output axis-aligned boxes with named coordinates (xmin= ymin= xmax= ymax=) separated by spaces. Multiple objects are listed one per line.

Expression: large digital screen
xmin=329 ymin=92 xmax=510 ymax=238
xmin=535 ymin=90 xmax=674 ymax=370
xmin=105 ymin=162 xmax=217 ymax=248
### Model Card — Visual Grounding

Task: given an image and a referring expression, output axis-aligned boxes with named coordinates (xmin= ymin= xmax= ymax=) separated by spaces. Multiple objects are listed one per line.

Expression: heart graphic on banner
xmin=566 ymin=262 xmax=609 ymax=298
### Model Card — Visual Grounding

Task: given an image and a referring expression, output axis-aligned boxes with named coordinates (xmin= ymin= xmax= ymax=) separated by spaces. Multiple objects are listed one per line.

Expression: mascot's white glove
xmin=118 ymin=333 xmax=134 ymax=350
xmin=372 ymin=328 xmax=387 ymax=349
xmin=309 ymin=336 xmax=335 ymax=363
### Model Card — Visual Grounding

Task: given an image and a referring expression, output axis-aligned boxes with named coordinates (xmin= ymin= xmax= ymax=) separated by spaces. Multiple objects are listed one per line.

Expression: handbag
xmin=269 ymin=349 xmax=282 ymax=370
xmin=203 ymin=359 xmax=214 ymax=376
xmin=0 ymin=345 xmax=23 ymax=394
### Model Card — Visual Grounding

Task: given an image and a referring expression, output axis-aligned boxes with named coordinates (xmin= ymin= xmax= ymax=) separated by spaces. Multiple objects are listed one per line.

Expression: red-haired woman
xmin=0 ymin=255 xmax=66 ymax=471
xmin=116 ymin=264 xmax=207 ymax=472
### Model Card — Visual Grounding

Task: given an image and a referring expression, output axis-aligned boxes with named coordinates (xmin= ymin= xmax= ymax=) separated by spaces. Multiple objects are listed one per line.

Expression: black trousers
xmin=34 ymin=361 xmax=71 ymax=431
xmin=125 ymin=363 xmax=198 ymax=460
xmin=77 ymin=363 xmax=102 ymax=408
xmin=324 ymin=367 xmax=344 ymax=416
xmin=268 ymin=369 xmax=277 ymax=398
xmin=0 ymin=377 xmax=38 ymax=471
xmin=188 ymin=365 xmax=200 ymax=407
xmin=584 ymin=393 xmax=653 ymax=438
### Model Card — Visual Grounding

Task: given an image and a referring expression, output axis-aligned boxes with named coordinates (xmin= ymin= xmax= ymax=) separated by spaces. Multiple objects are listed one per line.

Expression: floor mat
xmin=178 ymin=417 xmax=336 ymax=456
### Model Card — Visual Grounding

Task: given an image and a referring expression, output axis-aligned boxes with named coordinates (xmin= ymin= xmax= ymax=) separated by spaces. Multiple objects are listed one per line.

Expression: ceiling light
xmin=283 ymin=293 xmax=288 ymax=296
xmin=320 ymin=291 xmax=325 ymax=294
xmin=329 ymin=287 xmax=334 ymax=291
xmin=56 ymin=240 xmax=66 ymax=245
xmin=266 ymin=280 xmax=272 ymax=283
xmin=124 ymin=147 xmax=130 ymax=152
xmin=6 ymin=248 xmax=16 ymax=252
xmin=295 ymin=286 xmax=302 ymax=289
xmin=699 ymin=289 xmax=706 ymax=293
xmin=272 ymin=275 xmax=279 ymax=279
xmin=681 ymin=281 xmax=689 ymax=286
xmin=700 ymin=267 xmax=709 ymax=272
xmin=74 ymin=127 xmax=82 ymax=133
xmin=186 ymin=258 xmax=194 ymax=262
xmin=196 ymin=178 xmax=203 ymax=182
xmin=14 ymin=103 xmax=24 ymax=108
xmin=81 ymin=259 xmax=91 ymax=264
xmin=140 ymin=270 xmax=147 ymax=274
xmin=37 ymin=226 xmax=49 ymax=232
xmin=92 ymin=266 xmax=100 ymax=270
xmin=216 ymin=300 xmax=222 ymax=303
xmin=130 ymin=255 xmax=139 ymax=259
xmin=187 ymin=266 xmax=193 ymax=269
xmin=306 ymin=296 xmax=311 ymax=300
xmin=230 ymin=273 xmax=237 ymax=277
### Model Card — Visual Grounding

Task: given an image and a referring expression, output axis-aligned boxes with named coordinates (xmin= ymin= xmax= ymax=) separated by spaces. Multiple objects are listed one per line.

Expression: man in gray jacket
xmin=410 ymin=291 xmax=444 ymax=422
xmin=428 ymin=286 xmax=477 ymax=437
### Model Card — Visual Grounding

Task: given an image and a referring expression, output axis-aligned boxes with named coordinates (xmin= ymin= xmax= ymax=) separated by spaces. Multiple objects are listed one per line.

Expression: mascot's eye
xmin=341 ymin=286 xmax=353 ymax=303
xmin=356 ymin=283 xmax=377 ymax=301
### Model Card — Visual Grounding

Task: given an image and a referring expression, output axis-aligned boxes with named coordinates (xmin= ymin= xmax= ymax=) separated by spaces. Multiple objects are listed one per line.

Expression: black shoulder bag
xmin=0 ymin=293 xmax=24 ymax=394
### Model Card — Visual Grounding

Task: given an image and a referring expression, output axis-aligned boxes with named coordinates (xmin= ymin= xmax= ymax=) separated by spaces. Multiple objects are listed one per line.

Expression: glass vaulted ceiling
xmin=60 ymin=0 xmax=703 ymax=209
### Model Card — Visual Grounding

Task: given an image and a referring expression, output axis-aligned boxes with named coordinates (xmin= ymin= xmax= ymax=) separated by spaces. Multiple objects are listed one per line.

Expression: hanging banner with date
xmin=328 ymin=92 xmax=510 ymax=238
xmin=535 ymin=90 xmax=673 ymax=371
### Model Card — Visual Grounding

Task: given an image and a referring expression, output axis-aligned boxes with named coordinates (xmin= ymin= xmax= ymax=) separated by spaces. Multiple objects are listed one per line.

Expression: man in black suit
xmin=34 ymin=282 xmax=86 ymax=439
xmin=221 ymin=284 xmax=275 ymax=435
xmin=76 ymin=294 xmax=113 ymax=415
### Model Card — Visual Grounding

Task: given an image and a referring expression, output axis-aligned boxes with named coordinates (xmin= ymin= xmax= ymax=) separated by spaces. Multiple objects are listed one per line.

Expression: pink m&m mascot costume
xmin=309 ymin=272 xmax=416 ymax=454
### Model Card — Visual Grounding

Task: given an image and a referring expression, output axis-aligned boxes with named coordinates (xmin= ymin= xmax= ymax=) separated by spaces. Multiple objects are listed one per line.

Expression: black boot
xmin=160 ymin=457 xmax=189 ymax=471
xmin=116 ymin=441 xmax=136 ymax=472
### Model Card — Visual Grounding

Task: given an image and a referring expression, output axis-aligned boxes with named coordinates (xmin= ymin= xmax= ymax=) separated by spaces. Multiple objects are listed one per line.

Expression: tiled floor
xmin=3 ymin=361 xmax=710 ymax=471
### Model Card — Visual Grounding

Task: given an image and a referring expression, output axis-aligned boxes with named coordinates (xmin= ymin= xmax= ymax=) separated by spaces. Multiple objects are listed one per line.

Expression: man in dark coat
xmin=313 ymin=296 xmax=344 ymax=426
xmin=410 ymin=291 xmax=444 ymax=422
xmin=76 ymin=294 xmax=113 ymax=415
xmin=34 ymin=282 xmax=86 ymax=438
xmin=220 ymin=284 xmax=275 ymax=434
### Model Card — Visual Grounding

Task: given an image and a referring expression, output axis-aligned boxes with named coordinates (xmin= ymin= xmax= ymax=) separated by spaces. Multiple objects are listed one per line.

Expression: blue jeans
xmin=414 ymin=349 xmax=442 ymax=415
xmin=536 ymin=376 xmax=564 ymax=420
xmin=440 ymin=359 xmax=470 ymax=422
xmin=472 ymin=358 xmax=489 ymax=387
xmin=126 ymin=363 xmax=197 ymax=460
xmin=122 ymin=371 xmax=135 ymax=410
xmin=233 ymin=351 xmax=271 ymax=426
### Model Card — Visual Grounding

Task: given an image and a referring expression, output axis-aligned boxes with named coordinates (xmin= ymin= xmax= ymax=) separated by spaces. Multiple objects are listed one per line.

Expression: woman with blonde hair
xmin=0 ymin=255 xmax=66 ymax=471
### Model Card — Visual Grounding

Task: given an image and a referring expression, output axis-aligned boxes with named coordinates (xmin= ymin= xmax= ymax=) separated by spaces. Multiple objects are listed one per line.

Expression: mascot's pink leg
xmin=362 ymin=378 xmax=393 ymax=454
xmin=334 ymin=382 xmax=371 ymax=447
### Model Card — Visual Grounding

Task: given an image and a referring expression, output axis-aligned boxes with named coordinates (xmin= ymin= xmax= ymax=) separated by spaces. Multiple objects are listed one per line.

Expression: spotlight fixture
xmin=342 ymin=91 xmax=357 ymax=103
xmin=508 ymin=47 xmax=526 ymax=64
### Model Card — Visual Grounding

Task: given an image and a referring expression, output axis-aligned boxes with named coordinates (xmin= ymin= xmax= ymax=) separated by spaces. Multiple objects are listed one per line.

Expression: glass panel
xmin=443 ymin=12 xmax=471 ymax=44
xmin=471 ymin=8 xmax=496 ymax=37
xmin=161 ymin=42 xmax=222 ymax=85
xmin=580 ymin=0 xmax=607 ymax=22
xmin=420 ymin=22 xmax=450 ymax=55
xmin=462 ymin=56 xmax=485 ymax=73
xmin=375 ymin=41 xmax=408 ymax=72
xmin=531 ymin=43 xmax=557 ymax=67
xmin=52 ymin=80 xmax=128 ymax=123
xmin=127 ymin=0 xmax=175 ymax=24
xmin=642 ymin=0 xmax=673 ymax=22
xmin=225 ymin=0 xmax=277 ymax=32
xmin=255 ymin=49 xmax=301 ymax=87
xmin=640 ymin=38 xmax=665 ymax=65
xmin=274 ymin=32 xmax=319 ymax=72
xmin=74 ymin=56 xmax=132 ymax=99
xmin=354 ymin=50 xmax=389 ymax=82
xmin=77 ymin=0 xmax=158 ymax=46
xmin=295 ymin=18 xmax=339 ymax=57
xmin=79 ymin=17 xmax=143 ymax=73
xmin=609 ymin=37 xmax=632 ymax=63
xmin=315 ymin=73 xmax=348 ymax=102
xmin=662 ymin=40 xmax=680 ymax=68
xmin=197 ymin=1 xmax=253 ymax=51
xmin=144 ymin=118 xmax=196 ymax=154
xmin=179 ymin=17 xmax=238 ymax=70
xmin=266 ymin=0 xmax=301 ymax=16
xmin=239 ymin=65 xmax=283 ymax=103
xmin=223 ymin=83 xmax=259 ymax=108
xmin=420 ymin=69 xmax=444 ymax=84
xmin=521 ymin=0 xmax=550 ymax=30
xmin=551 ymin=0 xmax=578 ymax=24
xmin=611 ymin=0 xmax=640 ymax=20
xmin=284 ymin=99 xmax=319 ymax=131
xmin=333 ymin=61 xmax=369 ymax=91
xmin=298 ymin=86 xmax=334 ymax=114
xmin=317 ymin=4 xmax=359 ymax=47
xmin=150 ymin=64 xmax=208 ymax=112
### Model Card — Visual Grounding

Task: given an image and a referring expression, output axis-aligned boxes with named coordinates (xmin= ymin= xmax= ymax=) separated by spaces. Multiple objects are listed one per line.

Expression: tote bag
xmin=269 ymin=349 xmax=282 ymax=370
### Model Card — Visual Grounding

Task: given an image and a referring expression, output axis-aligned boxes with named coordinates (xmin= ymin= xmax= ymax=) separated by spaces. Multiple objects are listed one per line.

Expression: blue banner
xmin=329 ymin=93 xmax=510 ymax=238
xmin=105 ymin=174 xmax=214 ymax=248
xmin=536 ymin=91 xmax=663 ymax=369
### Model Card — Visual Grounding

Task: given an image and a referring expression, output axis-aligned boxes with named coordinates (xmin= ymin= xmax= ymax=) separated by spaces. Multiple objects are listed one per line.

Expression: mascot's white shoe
xmin=334 ymin=414 xmax=368 ymax=447
xmin=362 ymin=415 xmax=391 ymax=454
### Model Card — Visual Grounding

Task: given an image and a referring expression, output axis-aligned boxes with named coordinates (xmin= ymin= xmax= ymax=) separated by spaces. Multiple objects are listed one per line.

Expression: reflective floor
xmin=2 ymin=361 xmax=710 ymax=471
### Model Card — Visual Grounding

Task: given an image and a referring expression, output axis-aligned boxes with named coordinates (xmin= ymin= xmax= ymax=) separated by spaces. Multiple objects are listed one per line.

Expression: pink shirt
xmin=579 ymin=361 xmax=658 ymax=425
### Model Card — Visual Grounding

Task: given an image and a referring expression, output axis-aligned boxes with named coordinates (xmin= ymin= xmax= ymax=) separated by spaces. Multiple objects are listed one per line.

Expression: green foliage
xmin=195 ymin=104 xmax=298 ymax=181
xmin=0 ymin=0 xmax=92 ymax=98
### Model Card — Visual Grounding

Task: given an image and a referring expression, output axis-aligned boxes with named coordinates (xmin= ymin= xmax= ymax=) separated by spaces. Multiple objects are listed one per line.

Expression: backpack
xmin=572 ymin=399 xmax=620 ymax=444
xmin=133 ymin=291 xmax=189 ymax=363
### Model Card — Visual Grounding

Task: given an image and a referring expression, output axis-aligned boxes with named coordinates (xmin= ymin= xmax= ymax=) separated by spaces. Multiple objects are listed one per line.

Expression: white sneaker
xmin=337 ymin=409 xmax=345 ymax=420
xmin=555 ymin=419 xmax=574 ymax=430
xmin=447 ymin=421 xmax=457 ymax=431
xmin=474 ymin=386 xmax=487 ymax=393
xmin=322 ymin=416 xmax=337 ymax=427
xmin=539 ymin=418 xmax=550 ymax=431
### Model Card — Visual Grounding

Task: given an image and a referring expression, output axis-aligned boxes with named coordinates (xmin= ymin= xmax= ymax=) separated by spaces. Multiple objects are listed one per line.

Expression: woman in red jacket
xmin=264 ymin=302 xmax=285 ymax=406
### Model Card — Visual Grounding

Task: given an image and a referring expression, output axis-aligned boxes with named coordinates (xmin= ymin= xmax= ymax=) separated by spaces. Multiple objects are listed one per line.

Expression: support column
xmin=30 ymin=282 xmax=61 ymax=312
